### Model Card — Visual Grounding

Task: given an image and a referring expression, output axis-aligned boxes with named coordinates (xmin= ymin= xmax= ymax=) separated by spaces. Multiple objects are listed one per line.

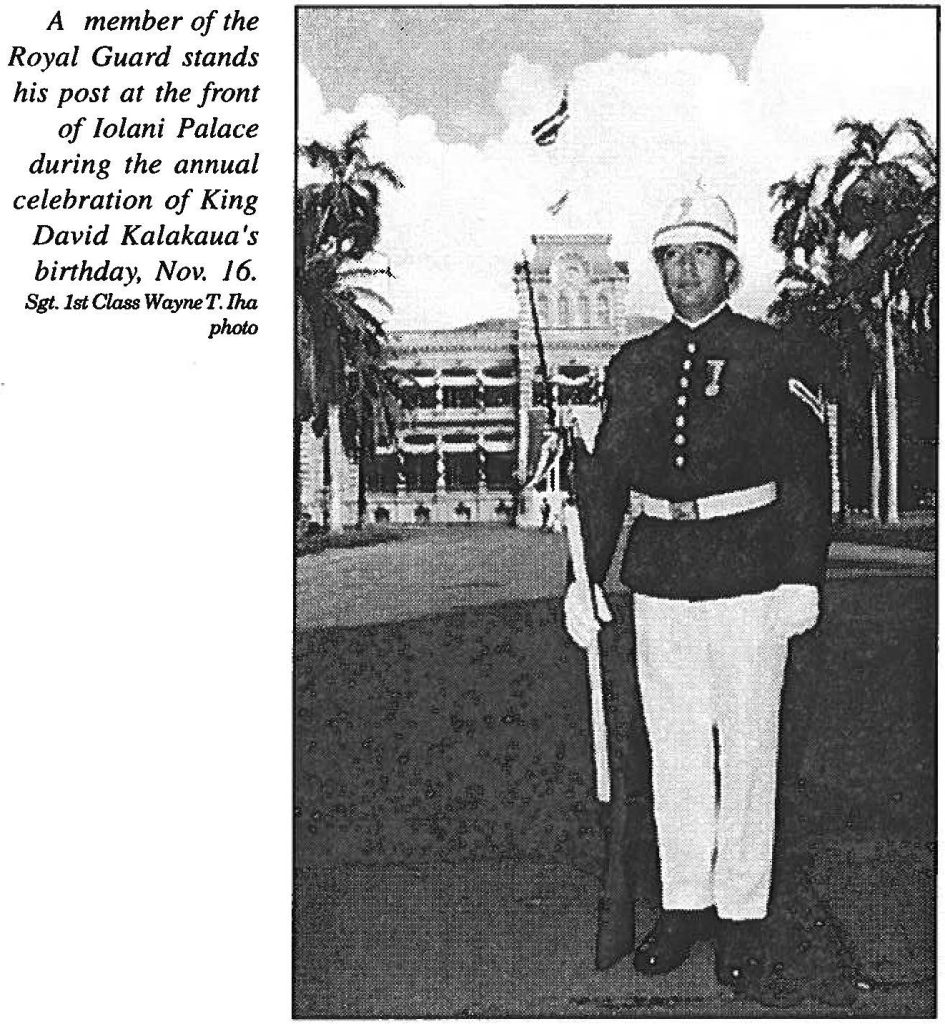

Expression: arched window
xmin=482 ymin=431 xmax=515 ymax=491
xmin=558 ymin=293 xmax=572 ymax=326
xmin=444 ymin=453 xmax=479 ymax=491
xmin=403 ymin=454 xmax=437 ymax=492
xmin=484 ymin=453 xmax=514 ymax=491
xmin=557 ymin=364 xmax=593 ymax=405
xmin=365 ymin=454 xmax=399 ymax=493
xmin=440 ymin=366 xmax=480 ymax=409
xmin=442 ymin=432 xmax=479 ymax=491
xmin=578 ymin=293 xmax=590 ymax=326
xmin=597 ymin=293 xmax=611 ymax=326
xmin=532 ymin=374 xmax=548 ymax=409
xmin=402 ymin=367 xmax=438 ymax=410
xmin=482 ymin=364 xmax=516 ymax=408
xmin=537 ymin=292 xmax=550 ymax=326
xmin=401 ymin=433 xmax=438 ymax=493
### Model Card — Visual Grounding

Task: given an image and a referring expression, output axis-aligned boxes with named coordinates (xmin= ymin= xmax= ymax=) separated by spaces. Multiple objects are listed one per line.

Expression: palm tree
xmin=298 ymin=121 xmax=403 ymax=261
xmin=340 ymin=355 xmax=404 ymax=527
xmin=827 ymin=118 xmax=937 ymax=523
xmin=768 ymin=260 xmax=870 ymax=522
xmin=769 ymin=164 xmax=836 ymax=272
xmin=768 ymin=167 xmax=859 ymax=520
xmin=296 ymin=252 xmax=398 ymax=532
xmin=296 ymin=123 xmax=403 ymax=533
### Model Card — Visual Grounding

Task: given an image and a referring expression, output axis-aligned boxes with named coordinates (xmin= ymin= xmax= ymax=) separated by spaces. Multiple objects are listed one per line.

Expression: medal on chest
xmin=704 ymin=359 xmax=727 ymax=397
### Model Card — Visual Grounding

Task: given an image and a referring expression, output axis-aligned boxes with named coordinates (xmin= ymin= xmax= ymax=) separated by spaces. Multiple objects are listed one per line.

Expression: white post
xmin=883 ymin=272 xmax=900 ymax=524
xmin=326 ymin=401 xmax=345 ymax=533
xmin=870 ymin=383 xmax=881 ymax=522
xmin=826 ymin=400 xmax=841 ymax=516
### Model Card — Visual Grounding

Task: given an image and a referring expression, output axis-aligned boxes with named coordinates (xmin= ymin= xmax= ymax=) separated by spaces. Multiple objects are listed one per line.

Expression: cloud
xmin=300 ymin=9 xmax=764 ymax=144
xmin=297 ymin=68 xmax=325 ymax=149
xmin=749 ymin=8 xmax=936 ymax=180
xmin=298 ymin=9 xmax=936 ymax=329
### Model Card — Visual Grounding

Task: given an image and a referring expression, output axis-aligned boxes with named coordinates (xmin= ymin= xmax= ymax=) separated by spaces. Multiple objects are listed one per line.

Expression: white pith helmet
xmin=651 ymin=185 xmax=740 ymax=266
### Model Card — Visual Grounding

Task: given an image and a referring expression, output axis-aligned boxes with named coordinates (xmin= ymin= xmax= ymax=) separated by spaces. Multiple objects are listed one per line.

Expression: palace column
xmin=517 ymin=358 xmax=533 ymax=483
xmin=435 ymin=437 xmax=446 ymax=496
xmin=827 ymin=399 xmax=841 ymax=516
xmin=475 ymin=434 xmax=486 ymax=493
xmin=297 ymin=419 xmax=321 ymax=515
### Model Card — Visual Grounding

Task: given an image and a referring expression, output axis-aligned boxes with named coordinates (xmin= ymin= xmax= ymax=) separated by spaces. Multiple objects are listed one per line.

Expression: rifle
xmin=519 ymin=253 xmax=611 ymax=803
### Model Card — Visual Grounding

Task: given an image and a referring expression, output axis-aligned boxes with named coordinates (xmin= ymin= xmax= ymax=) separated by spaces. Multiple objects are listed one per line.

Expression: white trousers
xmin=634 ymin=591 xmax=789 ymax=920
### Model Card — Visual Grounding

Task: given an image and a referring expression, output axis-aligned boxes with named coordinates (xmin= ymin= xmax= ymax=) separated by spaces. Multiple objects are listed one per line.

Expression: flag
xmin=547 ymin=191 xmax=569 ymax=216
xmin=522 ymin=428 xmax=561 ymax=491
xmin=531 ymin=87 xmax=569 ymax=146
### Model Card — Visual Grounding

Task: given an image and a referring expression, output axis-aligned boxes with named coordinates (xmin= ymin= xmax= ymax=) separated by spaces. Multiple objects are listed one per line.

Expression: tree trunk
xmin=869 ymin=381 xmax=881 ymax=521
xmin=831 ymin=399 xmax=847 ymax=523
xmin=326 ymin=401 xmax=345 ymax=533
xmin=293 ymin=416 xmax=302 ymax=526
xmin=357 ymin=396 xmax=369 ymax=529
xmin=883 ymin=273 xmax=900 ymax=524
xmin=357 ymin=439 xmax=368 ymax=530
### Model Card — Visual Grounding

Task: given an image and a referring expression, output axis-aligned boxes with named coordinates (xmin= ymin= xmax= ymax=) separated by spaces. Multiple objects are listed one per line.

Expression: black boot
xmin=715 ymin=918 xmax=766 ymax=988
xmin=633 ymin=907 xmax=716 ymax=975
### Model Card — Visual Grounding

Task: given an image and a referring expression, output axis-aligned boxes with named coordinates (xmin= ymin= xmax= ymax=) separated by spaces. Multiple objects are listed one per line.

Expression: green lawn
xmin=295 ymin=576 xmax=934 ymax=869
xmin=295 ymin=574 xmax=934 ymax=1015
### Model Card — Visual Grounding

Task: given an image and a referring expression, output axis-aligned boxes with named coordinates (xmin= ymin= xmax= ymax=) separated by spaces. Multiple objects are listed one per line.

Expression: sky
xmin=297 ymin=7 xmax=937 ymax=329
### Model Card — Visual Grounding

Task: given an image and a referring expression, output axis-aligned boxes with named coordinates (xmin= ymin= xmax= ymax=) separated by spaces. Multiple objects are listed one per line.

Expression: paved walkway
xmin=830 ymin=541 xmax=934 ymax=565
xmin=295 ymin=858 xmax=934 ymax=1017
xmin=297 ymin=527 xmax=934 ymax=629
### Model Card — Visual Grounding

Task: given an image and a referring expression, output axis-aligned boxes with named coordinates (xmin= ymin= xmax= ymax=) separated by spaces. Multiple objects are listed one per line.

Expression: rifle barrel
xmin=520 ymin=256 xmax=557 ymax=430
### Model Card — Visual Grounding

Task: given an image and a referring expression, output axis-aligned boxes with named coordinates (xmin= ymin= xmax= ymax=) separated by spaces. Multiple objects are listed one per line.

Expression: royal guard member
xmin=564 ymin=186 xmax=831 ymax=985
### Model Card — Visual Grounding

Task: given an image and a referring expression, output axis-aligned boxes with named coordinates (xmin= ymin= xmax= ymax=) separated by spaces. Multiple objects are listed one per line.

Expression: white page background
xmin=1 ymin=2 xmax=294 ymax=1019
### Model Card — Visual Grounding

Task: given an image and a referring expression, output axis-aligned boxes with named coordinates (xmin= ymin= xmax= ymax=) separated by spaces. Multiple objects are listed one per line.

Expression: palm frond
xmin=826 ymin=155 xmax=863 ymax=210
xmin=834 ymin=118 xmax=884 ymax=156
xmin=363 ymin=160 xmax=404 ymax=189
xmin=344 ymin=285 xmax=393 ymax=313
xmin=341 ymin=121 xmax=370 ymax=162
xmin=299 ymin=138 xmax=338 ymax=171
xmin=775 ymin=262 xmax=820 ymax=288
xmin=885 ymin=117 xmax=936 ymax=158
xmin=351 ymin=180 xmax=381 ymax=207
xmin=337 ymin=265 xmax=396 ymax=281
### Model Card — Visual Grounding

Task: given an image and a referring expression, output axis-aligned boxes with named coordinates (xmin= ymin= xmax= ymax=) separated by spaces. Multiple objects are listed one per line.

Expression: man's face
xmin=657 ymin=242 xmax=734 ymax=322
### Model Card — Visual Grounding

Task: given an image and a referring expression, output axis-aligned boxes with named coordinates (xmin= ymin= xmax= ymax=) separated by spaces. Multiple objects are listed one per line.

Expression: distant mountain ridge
xmin=626 ymin=315 xmax=665 ymax=338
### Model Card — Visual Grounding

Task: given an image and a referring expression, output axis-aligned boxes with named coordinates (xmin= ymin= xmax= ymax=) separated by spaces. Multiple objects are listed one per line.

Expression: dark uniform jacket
xmin=574 ymin=305 xmax=832 ymax=600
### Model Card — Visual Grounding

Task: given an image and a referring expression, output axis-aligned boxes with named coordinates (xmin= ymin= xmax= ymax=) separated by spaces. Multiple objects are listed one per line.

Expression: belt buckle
xmin=669 ymin=499 xmax=699 ymax=521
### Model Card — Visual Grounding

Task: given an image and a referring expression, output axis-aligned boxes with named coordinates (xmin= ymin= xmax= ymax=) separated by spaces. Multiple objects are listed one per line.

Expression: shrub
xmin=832 ymin=514 xmax=936 ymax=551
xmin=296 ymin=517 xmax=403 ymax=556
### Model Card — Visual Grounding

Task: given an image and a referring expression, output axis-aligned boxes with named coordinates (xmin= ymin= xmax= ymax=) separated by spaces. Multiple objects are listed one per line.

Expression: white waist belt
xmin=639 ymin=481 xmax=777 ymax=522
